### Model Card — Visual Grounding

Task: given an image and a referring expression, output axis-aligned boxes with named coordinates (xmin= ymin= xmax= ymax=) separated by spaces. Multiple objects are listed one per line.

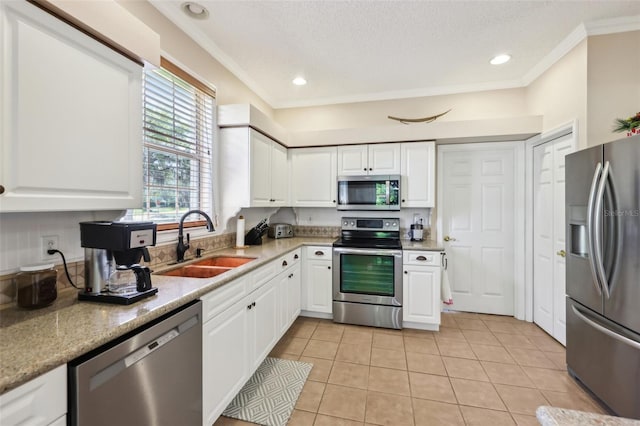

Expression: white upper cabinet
xmin=289 ymin=147 xmax=337 ymax=207
xmin=337 ymin=143 xmax=400 ymax=176
xmin=0 ymin=1 xmax=142 ymax=212
xmin=220 ymin=127 xmax=288 ymax=208
xmin=368 ymin=143 xmax=401 ymax=174
xmin=401 ymin=142 xmax=435 ymax=207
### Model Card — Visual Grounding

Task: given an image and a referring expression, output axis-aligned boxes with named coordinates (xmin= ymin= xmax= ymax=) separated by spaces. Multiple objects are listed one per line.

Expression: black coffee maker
xmin=79 ymin=221 xmax=158 ymax=305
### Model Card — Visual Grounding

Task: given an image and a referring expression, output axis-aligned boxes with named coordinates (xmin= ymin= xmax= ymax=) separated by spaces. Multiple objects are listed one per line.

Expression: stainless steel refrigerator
xmin=565 ymin=134 xmax=640 ymax=419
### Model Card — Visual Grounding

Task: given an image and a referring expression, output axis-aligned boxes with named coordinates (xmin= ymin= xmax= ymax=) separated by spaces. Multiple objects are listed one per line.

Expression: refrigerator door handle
xmin=594 ymin=161 xmax=611 ymax=299
xmin=571 ymin=304 xmax=640 ymax=351
xmin=586 ymin=162 xmax=603 ymax=296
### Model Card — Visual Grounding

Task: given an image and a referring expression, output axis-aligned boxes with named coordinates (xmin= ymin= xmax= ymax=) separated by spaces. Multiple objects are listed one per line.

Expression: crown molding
xmin=585 ymin=14 xmax=640 ymax=36
xmin=148 ymin=3 xmax=640 ymax=110
xmin=147 ymin=0 xmax=276 ymax=106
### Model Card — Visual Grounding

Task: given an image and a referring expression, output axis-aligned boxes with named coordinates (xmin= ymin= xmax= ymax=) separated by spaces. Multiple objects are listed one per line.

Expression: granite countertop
xmin=536 ymin=406 xmax=640 ymax=425
xmin=401 ymin=239 xmax=444 ymax=251
xmin=0 ymin=237 xmax=335 ymax=394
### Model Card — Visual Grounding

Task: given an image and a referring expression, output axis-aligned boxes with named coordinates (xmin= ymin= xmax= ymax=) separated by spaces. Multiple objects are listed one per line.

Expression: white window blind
xmin=126 ymin=61 xmax=215 ymax=224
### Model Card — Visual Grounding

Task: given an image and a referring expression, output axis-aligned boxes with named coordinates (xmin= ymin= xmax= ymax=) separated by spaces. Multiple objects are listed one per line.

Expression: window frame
xmin=127 ymin=58 xmax=217 ymax=231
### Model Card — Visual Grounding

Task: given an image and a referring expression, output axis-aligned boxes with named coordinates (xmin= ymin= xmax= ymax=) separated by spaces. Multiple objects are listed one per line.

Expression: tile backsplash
xmin=0 ymin=226 xmax=344 ymax=308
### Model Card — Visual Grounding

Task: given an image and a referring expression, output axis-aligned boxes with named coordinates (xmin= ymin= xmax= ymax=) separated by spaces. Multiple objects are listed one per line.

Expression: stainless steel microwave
xmin=337 ymin=175 xmax=400 ymax=210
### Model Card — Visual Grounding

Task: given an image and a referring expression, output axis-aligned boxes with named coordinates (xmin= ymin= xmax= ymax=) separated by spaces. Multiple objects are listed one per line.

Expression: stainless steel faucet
xmin=177 ymin=210 xmax=215 ymax=262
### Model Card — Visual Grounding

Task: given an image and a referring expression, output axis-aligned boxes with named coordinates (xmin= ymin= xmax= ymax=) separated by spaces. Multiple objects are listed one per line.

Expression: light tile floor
xmin=214 ymin=312 xmax=606 ymax=426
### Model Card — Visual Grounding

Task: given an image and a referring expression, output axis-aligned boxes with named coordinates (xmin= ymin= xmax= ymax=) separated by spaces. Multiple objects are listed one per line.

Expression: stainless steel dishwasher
xmin=69 ymin=300 xmax=202 ymax=426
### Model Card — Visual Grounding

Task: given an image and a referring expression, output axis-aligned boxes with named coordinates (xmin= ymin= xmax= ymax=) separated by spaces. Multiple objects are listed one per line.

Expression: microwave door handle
xmin=385 ymin=180 xmax=390 ymax=205
xmin=586 ymin=162 xmax=603 ymax=296
xmin=594 ymin=161 xmax=611 ymax=299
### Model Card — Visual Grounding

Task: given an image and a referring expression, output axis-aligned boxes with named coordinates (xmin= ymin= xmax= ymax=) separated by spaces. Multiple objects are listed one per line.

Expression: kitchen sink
xmin=156 ymin=256 xmax=256 ymax=279
xmin=192 ymin=256 xmax=256 ymax=268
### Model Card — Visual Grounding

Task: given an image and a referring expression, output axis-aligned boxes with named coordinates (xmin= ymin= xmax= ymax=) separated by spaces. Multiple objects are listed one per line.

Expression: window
xmin=125 ymin=59 xmax=215 ymax=228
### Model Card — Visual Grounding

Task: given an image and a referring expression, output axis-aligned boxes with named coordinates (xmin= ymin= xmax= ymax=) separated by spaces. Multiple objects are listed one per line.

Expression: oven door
xmin=333 ymin=247 xmax=403 ymax=306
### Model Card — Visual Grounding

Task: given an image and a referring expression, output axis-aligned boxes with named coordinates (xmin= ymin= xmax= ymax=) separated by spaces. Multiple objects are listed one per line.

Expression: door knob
xmin=557 ymin=250 xmax=566 ymax=258
xmin=444 ymin=236 xmax=456 ymax=242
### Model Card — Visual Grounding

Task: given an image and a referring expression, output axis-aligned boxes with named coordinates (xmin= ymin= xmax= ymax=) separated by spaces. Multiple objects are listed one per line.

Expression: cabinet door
xmin=270 ymin=142 xmax=288 ymax=205
xmin=275 ymin=270 xmax=290 ymax=337
xmin=290 ymin=147 xmax=337 ymax=207
xmin=202 ymin=301 xmax=249 ymax=426
xmin=403 ymin=265 xmax=441 ymax=325
xmin=337 ymin=145 xmax=368 ymax=176
xmin=369 ymin=143 xmax=401 ymax=174
xmin=401 ymin=142 xmax=435 ymax=207
xmin=0 ymin=1 xmax=142 ymax=212
xmin=249 ymin=281 xmax=278 ymax=373
xmin=0 ymin=365 xmax=66 ymax=426
xmin=306 ymin=259 xmax=333 ymax=314
xmin=287 ymin=264 xmax=301 ymax=325
xmin=249 ymin=129 xmax=273 ymax=206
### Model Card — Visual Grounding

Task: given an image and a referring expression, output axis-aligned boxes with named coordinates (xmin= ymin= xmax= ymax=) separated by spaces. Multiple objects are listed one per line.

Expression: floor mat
xmin=222 ymin=357 xmax=313 ymax=426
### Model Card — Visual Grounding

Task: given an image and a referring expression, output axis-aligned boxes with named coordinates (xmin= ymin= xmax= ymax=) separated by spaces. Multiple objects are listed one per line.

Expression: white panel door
xmin=306 ymin=260 xmax=333 ymax=313
xmin=270 ymin=141 xmax=288 ymax=205
xmin=369 ymin=143 xmax=401 ymax=174
xmin=249 ymin=130 xmax=273 ymax=206
xmin=401 ymin=142 xmax=435 ymax=207
xmin=403 ymin=265 xmax=441 ymax=324
xmin=533 ymin=133 xmax=575 ymax=345
xmin=290 ymin=147 xmax=337 ymax=207
xmin=337 ymin=145 xmax=368 ymax=176
xmin=441 ymin=146 xmax=516 ymax=315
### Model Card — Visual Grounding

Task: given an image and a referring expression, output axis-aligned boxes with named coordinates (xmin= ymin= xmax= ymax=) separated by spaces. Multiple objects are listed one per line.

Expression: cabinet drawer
xmin=251 ymin=261 xmax=278 ymax=292
xmin=306 ymin=246 xmax=332 ymax=261
xmin=278 ymin=249 xmax=301 ymax=271
xmin=202 ymin=276 xmax=248 ymax=323
xmin=0 ymin=364 xmax=66 ymax=426
xmin=403 ymin=251 xmax=440 ymax=266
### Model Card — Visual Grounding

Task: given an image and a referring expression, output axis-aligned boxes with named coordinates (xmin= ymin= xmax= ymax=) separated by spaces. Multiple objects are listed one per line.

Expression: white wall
xmin=586 ymin=31 xmax=640 ymax=146
xmin=275 ymin=88 xmax=529 ymax=132
xmin=525 ymin=40 xmax=588 ymax=149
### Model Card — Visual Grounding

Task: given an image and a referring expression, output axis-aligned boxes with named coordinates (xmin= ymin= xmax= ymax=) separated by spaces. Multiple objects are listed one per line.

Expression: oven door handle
xmin=333 ymin=247 xmax=403 ymax=257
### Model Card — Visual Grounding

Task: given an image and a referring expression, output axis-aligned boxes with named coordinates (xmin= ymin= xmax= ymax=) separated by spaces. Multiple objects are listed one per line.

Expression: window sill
xmin=156 ymin=226 xmax=220 ymax=245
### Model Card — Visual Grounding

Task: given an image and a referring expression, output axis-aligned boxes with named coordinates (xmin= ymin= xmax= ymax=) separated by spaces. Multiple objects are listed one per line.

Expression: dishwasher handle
xmin=89 ymin=312 xmax=199 ymax=391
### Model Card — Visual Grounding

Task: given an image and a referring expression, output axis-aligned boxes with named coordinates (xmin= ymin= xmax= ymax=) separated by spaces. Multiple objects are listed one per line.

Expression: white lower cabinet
xmin=277 ymin=263 xmax=301 ymax=336
xmin=0 ymin=364 xmax=66 ymax=426
xmin=202 ymin=293 xmax=250 ymax=426
xmin=301 ymin=246 xmax=333 ymax=317
xmin=248 ymin=280 xmax=279 ymax=372
xmin=202 ymin=249 xmax=301 ymax=426
xmin=402 ymin=251 xmax=442 ymax=330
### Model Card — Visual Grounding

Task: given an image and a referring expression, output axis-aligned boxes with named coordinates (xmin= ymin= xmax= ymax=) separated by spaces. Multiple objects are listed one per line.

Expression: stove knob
xmin=392 ymin=222 xmax=397 ymax=227
xmin=343 ymin=221 xmax=348 ymax=226
xmin=385 ymin=222 xmax=390 ymax=227
xmin=350 ymin=221 xmax=355 ymax=226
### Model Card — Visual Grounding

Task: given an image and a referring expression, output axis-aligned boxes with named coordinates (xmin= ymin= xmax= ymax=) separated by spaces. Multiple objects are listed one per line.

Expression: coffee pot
xmin=79 ymin=221 xmax=158 ymax=305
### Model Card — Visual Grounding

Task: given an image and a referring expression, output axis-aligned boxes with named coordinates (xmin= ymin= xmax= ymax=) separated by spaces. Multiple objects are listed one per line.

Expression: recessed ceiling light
xmin=490 ymin=54 xmax=511 ymax=65
xmin=181 ymin=2 xmax=209 ymax=19
xmin=292 ymin=77 xmax=307 ymax=86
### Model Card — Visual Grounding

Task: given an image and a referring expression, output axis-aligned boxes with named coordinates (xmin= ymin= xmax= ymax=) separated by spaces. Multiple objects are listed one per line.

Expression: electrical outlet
xmin=41 ymin=235 xmax=59 ymax=260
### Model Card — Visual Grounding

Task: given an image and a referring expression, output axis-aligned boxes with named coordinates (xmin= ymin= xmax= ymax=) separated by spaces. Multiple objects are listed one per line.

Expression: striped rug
xmin=222 ymin=357 xmax=313 ymax=426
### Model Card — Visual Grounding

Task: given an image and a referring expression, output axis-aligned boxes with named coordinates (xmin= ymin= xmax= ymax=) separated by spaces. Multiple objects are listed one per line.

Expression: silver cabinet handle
xmin=571 ymin=304 xmax=640 ymax=350
xmin=586 ymin=162 xmax=603 ymax=296
xmin=594 ymin=161 xmax=611 ymax=299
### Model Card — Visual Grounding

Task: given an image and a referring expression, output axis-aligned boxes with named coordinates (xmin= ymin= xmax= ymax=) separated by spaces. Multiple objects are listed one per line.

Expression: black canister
xmin=15 ymin=264 xmax=58 ymax=308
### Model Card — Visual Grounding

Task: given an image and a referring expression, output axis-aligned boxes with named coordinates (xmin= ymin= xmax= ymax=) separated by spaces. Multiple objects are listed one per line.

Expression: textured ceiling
xmin=149 ymin=1 xmax=640 ymax=108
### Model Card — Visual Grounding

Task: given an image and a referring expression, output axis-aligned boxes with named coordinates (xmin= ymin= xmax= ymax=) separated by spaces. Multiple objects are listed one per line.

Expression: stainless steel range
xmin=332 ymin=217 xmax=403 ymax=329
